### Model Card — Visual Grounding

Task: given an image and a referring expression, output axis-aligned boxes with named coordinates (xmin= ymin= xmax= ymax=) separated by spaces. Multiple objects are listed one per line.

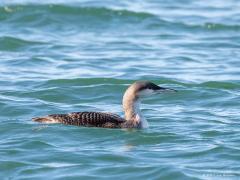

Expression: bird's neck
xmin=122 ymin=94 xmax=149 ymax=128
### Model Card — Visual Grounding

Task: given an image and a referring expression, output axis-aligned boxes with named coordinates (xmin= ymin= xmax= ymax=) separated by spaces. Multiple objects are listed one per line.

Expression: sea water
xmin=0 ymin=0 xmax=240 ymax=179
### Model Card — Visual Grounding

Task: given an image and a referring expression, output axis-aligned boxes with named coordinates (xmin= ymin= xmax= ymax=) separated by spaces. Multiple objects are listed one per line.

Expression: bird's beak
xmin=156 ymin=86 xmax=177 ymax=93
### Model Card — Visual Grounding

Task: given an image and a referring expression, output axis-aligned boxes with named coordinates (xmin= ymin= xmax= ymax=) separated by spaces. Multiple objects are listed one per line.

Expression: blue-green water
xmin=1 ymin=0 xmax=240 ymax=179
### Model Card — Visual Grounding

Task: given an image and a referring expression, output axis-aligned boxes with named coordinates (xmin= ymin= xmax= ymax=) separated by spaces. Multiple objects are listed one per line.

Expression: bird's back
xmin=32 ymin=112 xmax=126 ymax=128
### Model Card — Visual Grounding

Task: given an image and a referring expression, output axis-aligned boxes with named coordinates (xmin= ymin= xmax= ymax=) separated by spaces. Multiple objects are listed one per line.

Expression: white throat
xmin=133 ymin=100 xmax=149 ymax=128
xmin=122 ymin=85 xmax=150 ymax=129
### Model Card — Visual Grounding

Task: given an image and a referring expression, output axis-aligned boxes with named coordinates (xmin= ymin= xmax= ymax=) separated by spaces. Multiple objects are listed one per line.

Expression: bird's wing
xmin=33 ymin=112 xmax=125 ymax=128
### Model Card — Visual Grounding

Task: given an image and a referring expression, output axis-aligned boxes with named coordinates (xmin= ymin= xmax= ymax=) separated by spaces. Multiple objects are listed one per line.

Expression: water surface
xmin=0 ymin=0 xmax=240 ymax=179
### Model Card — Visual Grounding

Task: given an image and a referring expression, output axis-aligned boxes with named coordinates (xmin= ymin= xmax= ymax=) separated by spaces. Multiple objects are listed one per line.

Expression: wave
xmin=199 ymin=81 xmax=240 ymax=90
xmin=147 ymin=20 xmax=240 ymax=32
xmin=1 ymin=4 xmax=239 ymax=32
xmin=40 ymin=78 xmax=240 ymax=90
xmin=0 ymin=36 xmax=46 ymax=51
xmin=0 ymin=4 xmax=155 ymax=21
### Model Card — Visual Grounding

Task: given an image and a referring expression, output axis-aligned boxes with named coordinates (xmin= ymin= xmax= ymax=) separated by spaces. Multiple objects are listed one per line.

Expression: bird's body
xmin=33 ymin=112 xmax=137 ymax=128
xmin=33 ymin=81 xmax=175 ymax=129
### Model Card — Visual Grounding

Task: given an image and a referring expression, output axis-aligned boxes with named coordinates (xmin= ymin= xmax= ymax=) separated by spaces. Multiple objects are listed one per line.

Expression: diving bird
xmin=32 ymin=81 xmax=176 ymax=129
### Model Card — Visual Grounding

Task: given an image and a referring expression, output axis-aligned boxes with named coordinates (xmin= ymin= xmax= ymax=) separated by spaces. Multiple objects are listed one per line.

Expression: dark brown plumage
xmin=32 ymin=112 xmax=139 ymax=128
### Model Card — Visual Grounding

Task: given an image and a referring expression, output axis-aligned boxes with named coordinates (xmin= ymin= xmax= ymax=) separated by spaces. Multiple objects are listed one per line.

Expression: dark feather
xmin=33 ymin=112 xmax=127 ymax=128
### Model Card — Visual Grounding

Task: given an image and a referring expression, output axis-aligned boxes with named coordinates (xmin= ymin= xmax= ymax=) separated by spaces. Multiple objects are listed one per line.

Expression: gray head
xmin=124 ymin=81 xmax=176 ymax=99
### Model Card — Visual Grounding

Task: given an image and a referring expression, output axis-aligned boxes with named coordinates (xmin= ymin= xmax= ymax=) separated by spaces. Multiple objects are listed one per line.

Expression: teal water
xmin=1 ymin=0 xmax=240 ymax=179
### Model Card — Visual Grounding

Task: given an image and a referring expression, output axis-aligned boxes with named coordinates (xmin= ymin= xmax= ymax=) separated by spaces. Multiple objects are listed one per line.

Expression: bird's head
xmin=127 ymin=81 xmax=176 ymax=99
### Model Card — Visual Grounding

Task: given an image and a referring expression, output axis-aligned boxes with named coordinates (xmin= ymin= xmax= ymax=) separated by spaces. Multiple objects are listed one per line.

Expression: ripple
xmin=0 ymin=4 xmax=155 ymax=23
xmin=0 ymin=0 xmax=240 ymax=179
xmin=0 ymin=36 xmax=46 ymax=51
xmin=200 ymin=81 xmax=240 ymax=89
